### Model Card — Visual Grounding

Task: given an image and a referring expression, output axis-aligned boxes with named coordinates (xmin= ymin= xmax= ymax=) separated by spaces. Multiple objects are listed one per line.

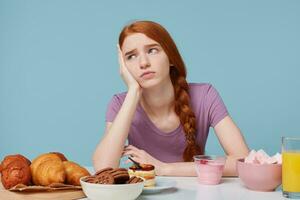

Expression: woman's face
xmin=121 ymin=33 xmax=171 ymax=89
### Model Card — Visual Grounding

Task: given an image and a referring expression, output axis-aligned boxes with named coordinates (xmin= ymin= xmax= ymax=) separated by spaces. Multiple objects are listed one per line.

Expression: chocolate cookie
xmin=95 ymin=172 xmax=114 ymax=184
xmin=94 ymin=167 xmax=113 ymax=176
xmin=82 ymin=176 xmax=98 ymax=183
xmin=82 ymin=167 xmax=143 ymax=185
xmin=126 ymin=176 xmax=144 ymax=184
xmin=109 ymin=168 xmax=129 ymax=184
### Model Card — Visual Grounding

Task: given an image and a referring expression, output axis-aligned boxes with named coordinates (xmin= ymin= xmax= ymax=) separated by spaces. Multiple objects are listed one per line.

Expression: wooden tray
xmin=0 ymin=181 xmax=86 ymax=200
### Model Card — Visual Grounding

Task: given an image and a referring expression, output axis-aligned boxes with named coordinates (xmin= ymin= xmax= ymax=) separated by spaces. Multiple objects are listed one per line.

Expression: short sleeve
xmin=205 ymin=85 xmax=229 ymax=127
xmin=105 ymin=95 xmax=122 ymax=122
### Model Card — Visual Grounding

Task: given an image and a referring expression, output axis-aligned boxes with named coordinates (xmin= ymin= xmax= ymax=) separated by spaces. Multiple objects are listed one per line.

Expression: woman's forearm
xmin=160 ymin=162 xmax=197 ymax=176
xmin=93 ymin=88 xmax=140 ymax=170
xmin=223 ymin=155 xmax=244 ymax=177
xmin=159 ymin=155 xmax=243 ymax=177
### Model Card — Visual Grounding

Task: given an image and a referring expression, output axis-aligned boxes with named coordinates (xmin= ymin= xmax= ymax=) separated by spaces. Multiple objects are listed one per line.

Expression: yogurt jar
xmin=193 ymin=155 xmax=226 ymax=185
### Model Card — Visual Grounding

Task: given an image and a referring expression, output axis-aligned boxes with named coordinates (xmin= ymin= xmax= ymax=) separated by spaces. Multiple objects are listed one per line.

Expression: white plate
xmin=142 ymin=177 xmax=176 ymax=194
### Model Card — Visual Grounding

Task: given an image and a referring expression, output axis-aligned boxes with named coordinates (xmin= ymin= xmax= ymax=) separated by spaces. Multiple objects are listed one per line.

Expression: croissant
xmin=30 ymin=153 xmax=66 ymax=186
xmin=50 ymin=152 xmax=68 ymax=161
xmin=34 ymin=159 xmax=66 ymax=186
xmin=63 ymin=161 xmax=90 ymax=186
xmin=0 ymin=154 xmax=31 ymax=189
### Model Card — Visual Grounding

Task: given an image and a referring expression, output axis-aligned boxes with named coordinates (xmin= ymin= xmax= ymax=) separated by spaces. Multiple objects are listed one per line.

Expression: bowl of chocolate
xmin=80 ymin=167 xmax=144 ymax=200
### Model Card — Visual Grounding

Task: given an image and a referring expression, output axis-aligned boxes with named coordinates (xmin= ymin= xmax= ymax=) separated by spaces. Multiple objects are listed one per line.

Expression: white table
xmin=80 ymin=175 xmax=287 ymax=200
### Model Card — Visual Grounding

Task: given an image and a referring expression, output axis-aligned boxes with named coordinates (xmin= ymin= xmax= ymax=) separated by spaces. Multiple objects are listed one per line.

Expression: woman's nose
xmin=139 ymin=54 xmax=150 ymax=69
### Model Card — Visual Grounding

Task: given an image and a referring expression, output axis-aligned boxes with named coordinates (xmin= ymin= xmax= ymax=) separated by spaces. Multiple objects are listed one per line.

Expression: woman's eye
xmin=127 ymin=54 xmax=136 ymax=60
xmin=148 ymin=48 xmax=158 ymax=54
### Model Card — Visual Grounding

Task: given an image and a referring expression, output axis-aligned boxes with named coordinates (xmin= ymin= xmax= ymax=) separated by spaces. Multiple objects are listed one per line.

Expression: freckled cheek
xmin=152 ymin=59 xmax=170 ymax=76
xmin=125 ymin=62 xmax=141 ymax=79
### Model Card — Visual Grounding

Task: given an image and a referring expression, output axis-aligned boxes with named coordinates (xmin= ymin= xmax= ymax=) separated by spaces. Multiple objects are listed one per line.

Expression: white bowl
xmin=79 ymin=176 xmax=145 ymax=200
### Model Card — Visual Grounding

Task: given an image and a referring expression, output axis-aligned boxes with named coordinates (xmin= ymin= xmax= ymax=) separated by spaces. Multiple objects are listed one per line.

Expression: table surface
xmin=80 ymin=175 xmax=287 ymax=200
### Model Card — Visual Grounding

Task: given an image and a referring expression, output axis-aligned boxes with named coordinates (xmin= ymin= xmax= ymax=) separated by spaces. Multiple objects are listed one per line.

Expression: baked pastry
xmin=1 ymin=154 xmax=31 ymax=169
xmin=0 ymin=154 xmax=32 ymax=189
xmin=51 ymin=152 xmax=68 ymax=161
xmin=63 ymin=161 xmax=90 ymax=186
xmin=30 ymin=153 xmax=66 ymax=186
xmin=128 ymin=164 xmax=155 ymax=187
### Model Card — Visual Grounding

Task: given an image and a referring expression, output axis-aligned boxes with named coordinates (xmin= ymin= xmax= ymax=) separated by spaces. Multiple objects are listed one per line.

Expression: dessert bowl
xmin=236 ymin=158 xmax=282 ymax=191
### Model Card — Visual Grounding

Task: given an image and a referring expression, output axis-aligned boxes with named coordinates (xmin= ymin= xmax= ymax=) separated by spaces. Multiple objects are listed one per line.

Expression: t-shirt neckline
xmin=137 ymin=103 xmax=182 ymax=137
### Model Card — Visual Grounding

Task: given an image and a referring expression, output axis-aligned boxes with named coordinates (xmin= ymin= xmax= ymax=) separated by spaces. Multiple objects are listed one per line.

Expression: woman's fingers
xmin=122 ymin=150 xmax=139 ymax=158
xmin=117 ymin=44 xmax=126 ymax=67
xmin=124 ymin=159 xmax=131 ymax=164
xmin=124 ymin=145 xmax=140 ymax=151
xmin=124 ymin=156 xmax=142 ymax=164
xmin=117 ymin=44 xmax=124 ymax=74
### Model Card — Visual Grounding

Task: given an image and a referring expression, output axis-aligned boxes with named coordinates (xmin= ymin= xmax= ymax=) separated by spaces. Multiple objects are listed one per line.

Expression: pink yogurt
xmin=194 ymin=155 xmax=226 ymax=185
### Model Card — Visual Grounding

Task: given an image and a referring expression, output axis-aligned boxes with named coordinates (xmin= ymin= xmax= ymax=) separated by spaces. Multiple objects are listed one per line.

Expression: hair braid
xmin=171 ymin=68 xmax=203 ymax=161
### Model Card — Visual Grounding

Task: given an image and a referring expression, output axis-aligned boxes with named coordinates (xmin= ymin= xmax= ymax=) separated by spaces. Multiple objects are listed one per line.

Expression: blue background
xmin=1 ymin=0 xmax=299 ymax=166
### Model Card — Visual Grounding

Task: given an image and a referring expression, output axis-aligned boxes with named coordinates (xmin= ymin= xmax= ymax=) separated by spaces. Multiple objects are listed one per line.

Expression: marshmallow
xmin=244 ymin=150 xmax=257 ymax=163
xmin=244 ymin=149 xmax=282 ymax=164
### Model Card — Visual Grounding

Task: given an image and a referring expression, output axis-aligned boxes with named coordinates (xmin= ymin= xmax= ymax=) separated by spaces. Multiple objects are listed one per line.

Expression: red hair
xmin=119 ymin=21 xmax=202 ymax=161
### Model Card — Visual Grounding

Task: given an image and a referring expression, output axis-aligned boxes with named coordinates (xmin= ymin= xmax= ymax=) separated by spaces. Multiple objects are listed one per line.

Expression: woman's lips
xmin=140 ymin=71 xmax=155 ymax=79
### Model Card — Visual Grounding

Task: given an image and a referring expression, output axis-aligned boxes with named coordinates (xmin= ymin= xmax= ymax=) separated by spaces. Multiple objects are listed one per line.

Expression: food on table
xmin=128 ymin=164 xmax=155 ymax=187
xmin=194 ymin=155 xmax=226 ymax=185
xmin=82 ymin=167 xmax=143 ymax=184
xmin=0 ymin=154 xmax=32 ymax=189
xmin=0 ymin=152 xmax=89 ymax=189
xmin=30 ymin=153 xmax=66 ymax=186
xmin=245 ymin=149 xmax=282 ymax=164
xmin=63 ymin=161 xmax=90 ymax=186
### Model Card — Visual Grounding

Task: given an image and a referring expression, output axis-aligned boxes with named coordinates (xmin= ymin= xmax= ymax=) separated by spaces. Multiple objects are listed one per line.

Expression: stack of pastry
xmin=0 ymin=152 xmax=90 ymax=189
xmin=128 ymin=164 xmax=156 ymax=187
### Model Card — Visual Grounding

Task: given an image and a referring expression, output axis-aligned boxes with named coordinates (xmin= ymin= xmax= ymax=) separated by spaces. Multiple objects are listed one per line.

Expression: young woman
xmin=93 ymin=20 xmax=249 ymax=176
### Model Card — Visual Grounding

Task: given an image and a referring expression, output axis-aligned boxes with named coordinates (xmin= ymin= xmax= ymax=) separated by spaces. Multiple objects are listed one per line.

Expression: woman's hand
xmin=117 ymin=45 xmax=141 ymax=93
xmin=122 ymin=145 xmax=167 ymax=176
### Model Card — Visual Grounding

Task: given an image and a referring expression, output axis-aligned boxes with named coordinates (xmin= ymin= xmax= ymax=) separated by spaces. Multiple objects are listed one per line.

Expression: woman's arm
xmin=214 ymin=116 xmax=249 ymax=176
xmin=92 ymin=88 xmax=140 ymax=170
xmin=123 ymin=145 xmax=197 ymax=176
xmin=124 ymin=116 xmax=249 ymax=177
xmin=159 ymin=116 xmax=249 ymax=176
xmin=92 ymin=46 xmax=142 ymax=171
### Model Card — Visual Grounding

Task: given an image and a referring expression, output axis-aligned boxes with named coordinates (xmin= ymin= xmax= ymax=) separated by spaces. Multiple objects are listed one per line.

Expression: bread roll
xmin=0 ymin=154 xmax=31 ymax=189
xmin=1 ymin=154 xmax=31 ymax=169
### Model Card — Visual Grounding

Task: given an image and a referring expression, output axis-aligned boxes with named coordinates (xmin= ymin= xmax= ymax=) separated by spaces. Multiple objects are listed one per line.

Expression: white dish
xmin=142 ymin=177 xmax=176 ymax=194
xmin=80 ymin=176 xmax=144 ymax=200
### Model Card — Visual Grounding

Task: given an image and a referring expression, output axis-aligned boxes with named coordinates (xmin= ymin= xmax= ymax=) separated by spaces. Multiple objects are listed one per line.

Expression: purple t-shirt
xmin=105 ymin=83 xmax=228 ymax=163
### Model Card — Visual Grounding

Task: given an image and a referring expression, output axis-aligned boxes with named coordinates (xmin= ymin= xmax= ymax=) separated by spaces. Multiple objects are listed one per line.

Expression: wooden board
xmin=0 ymin=181 xmax=86 ymax=200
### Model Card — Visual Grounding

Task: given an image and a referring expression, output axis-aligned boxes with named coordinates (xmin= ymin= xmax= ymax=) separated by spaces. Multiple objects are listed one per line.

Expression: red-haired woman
xmin=93 ymin=21 xmax=249 ymax=176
